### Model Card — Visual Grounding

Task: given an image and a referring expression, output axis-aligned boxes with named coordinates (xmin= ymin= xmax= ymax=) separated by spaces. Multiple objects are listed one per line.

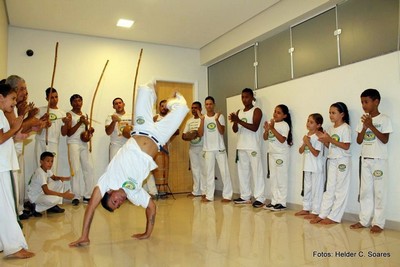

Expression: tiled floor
xmin=2 ymin=194 xmax=400 ymax=266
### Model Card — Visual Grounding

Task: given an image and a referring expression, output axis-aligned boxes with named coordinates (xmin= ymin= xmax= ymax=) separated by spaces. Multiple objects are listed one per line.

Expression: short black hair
xmin=70 ymin=94 xmax=83 ymax=104
xmin=192 ymin=101 xmax=202 ymax=108
xmin=361 ymin=88 xmax=381 ymax=101
xmin=205 ymin=96 xmax=215 ymax=103
xmin=112 ymin=97 xmax=124 ymax=105
xmin=40 ymin=151 xmax=55 ymax=161
xmin=101 ymin=192 xmax=114 ymax=212
xmin=45 ymin=87 xmax=58 ymax=98
xmin=0 ymin=83 xmax=16 ymax=97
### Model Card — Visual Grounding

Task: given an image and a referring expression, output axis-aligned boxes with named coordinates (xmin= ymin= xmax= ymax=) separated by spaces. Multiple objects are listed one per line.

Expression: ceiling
xmin=5 ymin=0 xmax=279 ymax=49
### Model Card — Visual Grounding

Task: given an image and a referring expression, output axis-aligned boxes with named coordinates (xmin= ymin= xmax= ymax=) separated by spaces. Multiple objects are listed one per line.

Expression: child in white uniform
xmin=263 ymin=104 xmax=293 ymax=211
xmin=28 ymin=152 xmax=74 ymax=215
xmin=350 ymin=89 xmax=392 ymax=233
xmin=0 ymin=83 xmax=34 ymax=258
xmin=311 ymin=102 xmax=351 ymax=225
xmin=295 ymin=113 xmax=325 ymax=217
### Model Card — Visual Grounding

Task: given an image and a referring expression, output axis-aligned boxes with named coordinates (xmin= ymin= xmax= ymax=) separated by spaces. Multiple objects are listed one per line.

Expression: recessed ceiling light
xmin=117 ymin=19 xmax=134 ymax=28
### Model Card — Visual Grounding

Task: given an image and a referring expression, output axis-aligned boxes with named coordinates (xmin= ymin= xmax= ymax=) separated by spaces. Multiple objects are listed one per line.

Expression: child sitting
xmin=27 ymin=151 xmax=74 ymax=215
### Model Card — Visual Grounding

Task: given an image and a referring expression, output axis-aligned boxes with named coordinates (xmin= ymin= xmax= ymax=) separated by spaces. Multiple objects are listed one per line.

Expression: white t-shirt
xmin=35 ymin=107 xmax=66 ymax=143
xmin=97 ymin=138 xmax=157 ymax=208
xmin=356 ymin=113 xmax=392 ymax=159
xmin=0 ymin=110 xmax=19 ymax=172
xmin=105 ymin=112 xmax=132 ymax=146
xmin=66 ymin=111 xmax=87 ymax=144
xmin=183 ymin=117 xmax=203 ymax=147
xmin=302 ymin=133 xmax=324 ymax=172
xmin=327 ymin=123 xmax=351 ymax=158
xmin=202 ymin=114 xmax=226 ymax=151
xmin=236 ymin=107 xmax=262 ymax=151
xmin=267 ymin=121 xmax=290 ymax=154
xmin=27 ymin=167 xmax=53 ymax=202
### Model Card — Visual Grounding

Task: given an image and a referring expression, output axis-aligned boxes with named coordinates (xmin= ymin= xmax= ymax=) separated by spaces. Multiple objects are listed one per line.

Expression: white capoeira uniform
xmin=35 ymin=107 xmax=66 ymax=174
xmin=267 ymin=121 xmax=290 ymax=206
xmin=301 ymin=133 xmax=325 ymax=215
xmin=98 ymin=83 xmax=188 ymax=205
xmin=202 ymin=114 xmax=233 ymax=201
xmin=12 ymin=107 xmax=25 ymax=215
xmin=319 ymin=123 xmax=351 ymax=222
xmin=356 ymin=114 xmax=392 ymax=228
xmin=0 ymin=110 xmax=29 ymax=256
xmin=105 ymin=112 xmax=132 ymax=161
xmin=183 ymin=117 xmax=206 ymax=196
xmin=67 ymin=111 xmax=95 ymax=200
xmin=27 ymin=168 xmax=66 ymax=212
xmin=236 ymin=107 xmax=265 ymax=202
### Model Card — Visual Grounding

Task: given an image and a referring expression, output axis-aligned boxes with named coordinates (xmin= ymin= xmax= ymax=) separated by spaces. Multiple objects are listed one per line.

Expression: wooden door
xmin=155 ymin=81 xmax=193 ymax=193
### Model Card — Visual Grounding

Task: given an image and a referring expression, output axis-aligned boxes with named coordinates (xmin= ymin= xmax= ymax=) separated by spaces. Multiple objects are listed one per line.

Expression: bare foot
xmin=221 ymin=199 xmax=231 ymax=203
xmin=310 ymin=217 xmax=323 ymax=224
xmin=201 ymin=198 xmax=212 ymax=203
xmin=187 ymin=193 xmax=195 ymax=198
xmin=304 ymin=214 xmax=318 ymax=220
xmin=8 ymin=249 xmax=35 ymax=259
xmin=295 ymin=210 xmax=310 ymax=216
xmin=370 ymin=225 xmax=383 ymax=233
xmin=320 ymin=218 xmax=338 ymax=225
xmin=350 ymin=222 xmax=365 ymax=229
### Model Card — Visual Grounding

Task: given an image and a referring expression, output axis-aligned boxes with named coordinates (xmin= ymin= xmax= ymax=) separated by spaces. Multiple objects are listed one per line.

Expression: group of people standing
xmin=183 ymin=87 xmax=392 ymax=236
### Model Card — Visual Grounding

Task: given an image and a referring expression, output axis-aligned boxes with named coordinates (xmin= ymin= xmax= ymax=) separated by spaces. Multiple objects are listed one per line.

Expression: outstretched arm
xmin=69 ymin=187 xmax=102 ymax=247
xmin=132 ymin=198 xmax=156 ymax=240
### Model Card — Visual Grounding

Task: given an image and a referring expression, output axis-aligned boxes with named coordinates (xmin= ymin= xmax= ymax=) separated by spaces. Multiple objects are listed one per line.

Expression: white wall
xmin=227 ymin=52 xmax=400 ymax=223
xmin=7 ymin=26 xmax=207 ymax=185
xmin=0 ymin=0 xmax=8 ymax=77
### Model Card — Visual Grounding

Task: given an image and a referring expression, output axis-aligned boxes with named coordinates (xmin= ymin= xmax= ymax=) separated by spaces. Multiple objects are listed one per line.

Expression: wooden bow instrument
xmin=122 ymin=48 xmax=143 ymax=139
xmin=80 ymin=59 xmax=109 ymax=152
xmin=45 ymin=42 xmax=59 ymax=145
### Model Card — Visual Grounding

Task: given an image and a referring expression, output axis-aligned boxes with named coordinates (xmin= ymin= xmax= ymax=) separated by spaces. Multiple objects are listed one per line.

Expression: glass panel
xmin=257 ymin=29 xmax=291 ymax=87
xmin=338 ymin=0 xmax=399 ymax=65
xmin=292 ymin=8 xmax=338 ymax=78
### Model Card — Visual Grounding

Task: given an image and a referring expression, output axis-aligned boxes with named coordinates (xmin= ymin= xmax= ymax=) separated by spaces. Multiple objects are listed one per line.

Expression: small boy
xmin=350 ymin=88 xmax=392 ymax=233
xmin=27 ymin=151 xmax=75 ymax=216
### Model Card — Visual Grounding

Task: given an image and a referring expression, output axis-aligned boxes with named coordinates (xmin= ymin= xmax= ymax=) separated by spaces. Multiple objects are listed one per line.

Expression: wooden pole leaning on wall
xmin=122 ymin=48 xmax=144 ymax=138
xmin=80 ymin=59 xmax=109 ymax=152
xmin=45 ymin=42 xmax=59 ymax=146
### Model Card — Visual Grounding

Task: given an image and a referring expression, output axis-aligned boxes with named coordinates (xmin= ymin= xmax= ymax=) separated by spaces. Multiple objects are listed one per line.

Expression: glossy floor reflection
xmin=1 ymin=194 xmax=400 ymax=266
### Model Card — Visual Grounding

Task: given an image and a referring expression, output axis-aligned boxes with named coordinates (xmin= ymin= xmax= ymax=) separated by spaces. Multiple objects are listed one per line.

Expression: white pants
xmin=302 ymin=170 xmax=325 ymax=214
xmin=0 ymin=171 xmax=28 ymax=256
xmin=359 ymin=158 xmax=387 ymax=228
xmin=30 ymin=180 xmax=65 ymax=212
xmin=35 ymin=140 xmax=60 ymax=174
xmin=189 ymin=146 xmax=206 ymax=196
xmin=269 ymin=153 xmax=289 ymax=206
xmin=133 ymin=84 xmax=189 ymax=147
xmin=109 ymin=143 xmax=123 ymax=162
xmin=68 ymin=142 xmax=94 ymax=199
xmin=237 ymin=149 xmax=265 ymax=202
xmin=204 ymin=150 xmax=233 ymax=201
xmin=13 ymin=151 xmax=25 ymax=214
xmin=319 ymin=157 xmax=351 ymax=222
xmin=143 ymin=173 xmax=158 ymax=195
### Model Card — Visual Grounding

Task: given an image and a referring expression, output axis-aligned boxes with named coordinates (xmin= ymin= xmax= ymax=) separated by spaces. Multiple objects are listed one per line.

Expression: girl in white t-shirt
xmin=263 ymin=104 xmax=293 ymax=211
xmin=311 ymin=102 xmax=351 ymax=225
xmin=295 ymin=113 xmax=325 ymax=218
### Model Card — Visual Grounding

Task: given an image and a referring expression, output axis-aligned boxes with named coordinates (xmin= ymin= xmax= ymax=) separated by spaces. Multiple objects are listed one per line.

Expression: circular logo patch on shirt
xmin=268 ymin=130 xmax=275 ymax=140
xmin=338 ymin=164 xmax=347 ymax=172
xmin=136 ymin=116 xmax=145 ymax=125
xmin=251 ymin=151 xmax=257 ymax=157
xmin=364 ymin=130 xmax=376 ymax=142
xmin=276 ymin=159 xmax=283 ymax=165
xmin=373 ymin=170 xmax=383 ymax=177
xmin=122 ymin=180 xmax=136 ymax=190
xmin=49 ymin=113 xmax=57 ymax=121
xmin=241 ymin=118 xmax=248 ymax=123
xmin=331 ymin=134 xmax=340 ymax=142
xmin=207 ymin=122 xmax=216 ymax=131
